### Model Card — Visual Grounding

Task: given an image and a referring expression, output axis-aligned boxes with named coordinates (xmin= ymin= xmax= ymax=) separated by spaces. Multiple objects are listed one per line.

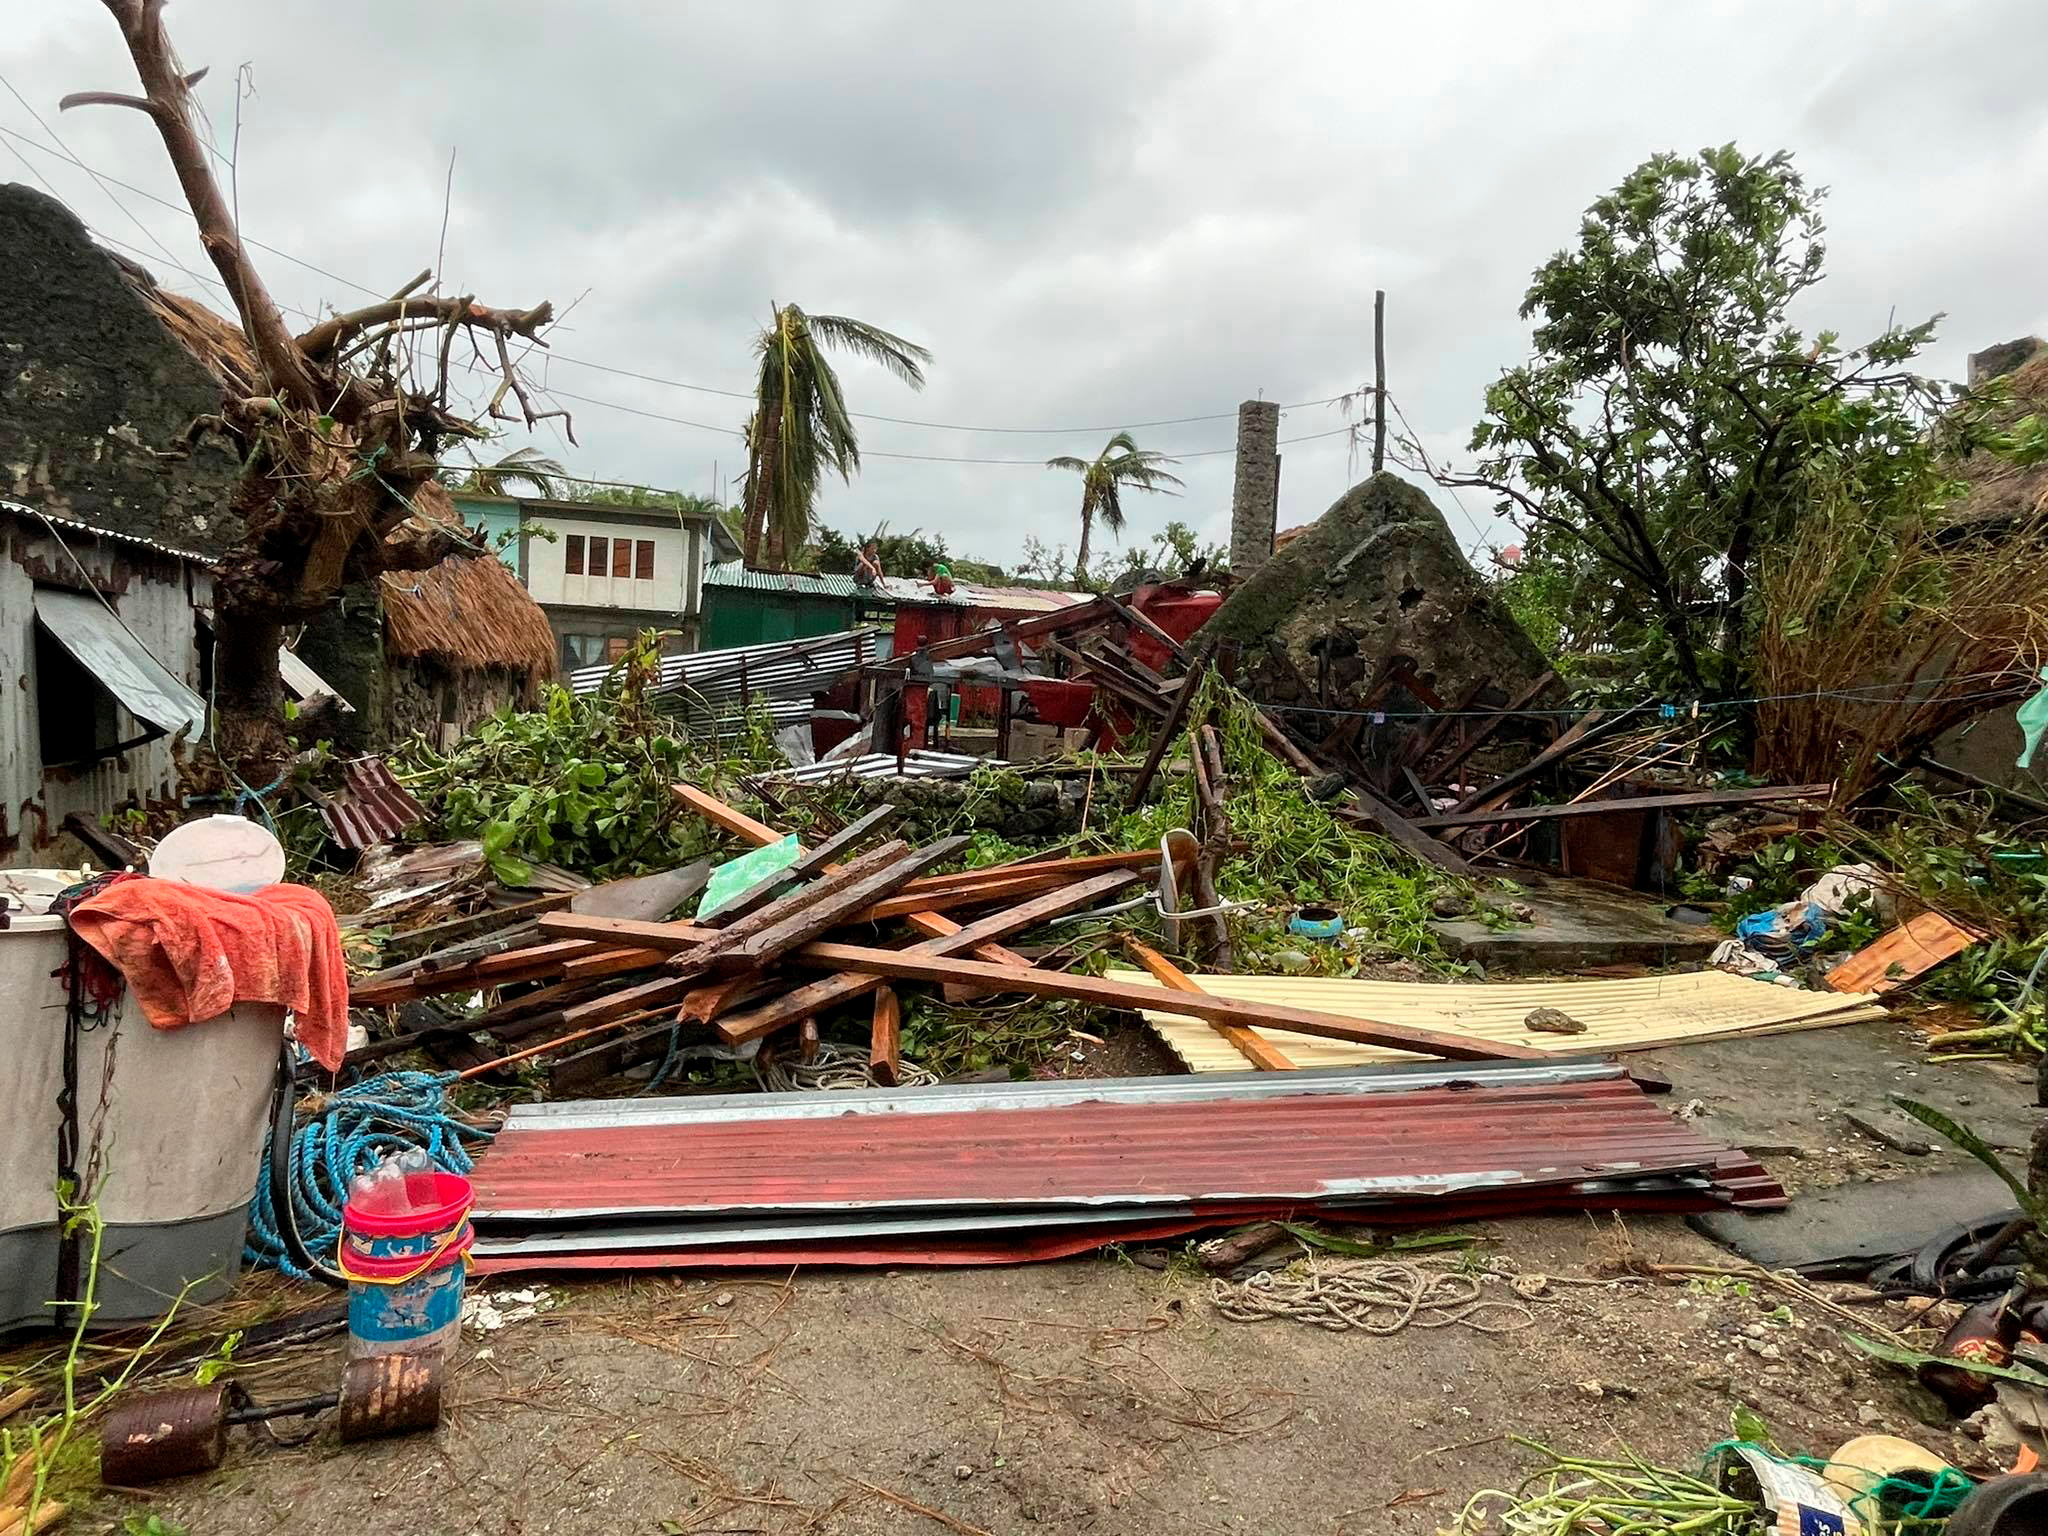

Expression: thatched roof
xmin=380 ymin=540 xmax=558 ymax=677
xmin=119 ymin=259 xmax=556 ymax=681
xmin=1952 ymin=349 xmax=2048 ymax=530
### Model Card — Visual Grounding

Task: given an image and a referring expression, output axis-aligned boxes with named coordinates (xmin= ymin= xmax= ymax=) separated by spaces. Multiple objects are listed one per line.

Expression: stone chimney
xmin=1228 ymin=399 xmax=1281 ymax=577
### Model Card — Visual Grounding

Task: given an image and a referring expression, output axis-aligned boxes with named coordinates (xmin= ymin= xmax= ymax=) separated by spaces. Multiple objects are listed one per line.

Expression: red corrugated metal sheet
xmin=315 ymin=757 xmax=426 ymax=851
xmin=465 ymin=1067 xmax=1782 ymax=1272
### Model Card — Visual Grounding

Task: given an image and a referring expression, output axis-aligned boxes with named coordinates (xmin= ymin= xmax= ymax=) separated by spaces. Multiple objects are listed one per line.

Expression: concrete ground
xmin=99 ymin=1021 xmax=2043 ymax=1535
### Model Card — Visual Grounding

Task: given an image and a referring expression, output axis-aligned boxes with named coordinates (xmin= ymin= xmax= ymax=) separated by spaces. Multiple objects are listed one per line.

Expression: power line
xmin=1 ymin=125 xmax=1366 ymax=443
xmin=0 ymin=70 xmax=223 ymax=302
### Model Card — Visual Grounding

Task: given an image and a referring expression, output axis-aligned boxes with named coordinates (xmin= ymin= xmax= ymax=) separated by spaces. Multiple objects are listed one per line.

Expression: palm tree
xmin=445 ymin=444 xmax=571 ymax=499
xmin=1045 ymin=432 xmax=1184 ymax=586
xmin=741 ymin=304 xmax=932 ymax=567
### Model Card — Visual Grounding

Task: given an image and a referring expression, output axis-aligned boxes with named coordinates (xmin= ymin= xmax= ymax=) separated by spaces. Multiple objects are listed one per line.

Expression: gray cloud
xmin=7 ymin=0 xmax=2047 ymax=572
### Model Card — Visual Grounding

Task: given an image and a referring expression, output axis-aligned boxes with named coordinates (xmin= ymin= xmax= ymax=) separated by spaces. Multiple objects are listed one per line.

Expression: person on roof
xmin=927 ymin=560 xmax=955 ymax=596
xmin=854 ymin=540 xmax=885 ymax=588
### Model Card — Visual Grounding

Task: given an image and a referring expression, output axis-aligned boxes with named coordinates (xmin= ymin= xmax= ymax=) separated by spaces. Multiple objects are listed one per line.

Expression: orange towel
xmin=68 ymin=879 xmax=348 ymax=1072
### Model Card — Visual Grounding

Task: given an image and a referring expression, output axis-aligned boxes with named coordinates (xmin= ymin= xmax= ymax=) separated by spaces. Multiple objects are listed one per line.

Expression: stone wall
xmin=0 ymin=185 xmax=243 ymax=553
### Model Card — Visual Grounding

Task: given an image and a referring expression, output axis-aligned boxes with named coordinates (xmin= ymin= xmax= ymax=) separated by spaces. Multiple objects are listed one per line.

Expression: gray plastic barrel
xmin=0 ymin=873 xmax=283 ymax=1336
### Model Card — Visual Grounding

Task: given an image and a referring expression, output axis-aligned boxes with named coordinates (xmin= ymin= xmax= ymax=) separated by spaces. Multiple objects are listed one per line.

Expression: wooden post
xmin=869 ymin=986 xmax=902 ymax=1086
xmin=1372 ymin=288 xmax=1387 ymax=476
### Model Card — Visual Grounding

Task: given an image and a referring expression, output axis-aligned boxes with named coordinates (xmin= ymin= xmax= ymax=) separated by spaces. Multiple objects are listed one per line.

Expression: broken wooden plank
xmin=702 ymin=804 xmax=898 ymax=923
xmin=679 ymin=835 xmax=972 ymax=978
xmin=671 ymin=782 xmax=783 ymax=844
xmin=1125 ymin=939 xmax=1294 ymax=1071
xmin=1825 ymin=911 xmax=1982 ymax=995
xmin=350 ymin=938 xmax=607 ymax=1007
xmin=1126 ymin=643 xmax=1213 ymax=808
xmin=797 ymin=1017 xmax=820 ymax=1063
xmin=869 ymin=987 xmax=902 ymax=1086
xmin=1414 ymin=782 xmax=1835 ymax=830
xmin=1448 ymin=706 xmax=1644 ymax=818
xmin=1427 ymin=669 xmax=1558 ymax=784
xmin=670 ymin=781 xmax=1038 ymax=973
xmin=716 ymin=869 xmax=1146 ymax=1044
xmin=787 ymin=943 xmax=1548 ymax=1061
xmin=1345 ymin=780 xmax=1474 ymax=876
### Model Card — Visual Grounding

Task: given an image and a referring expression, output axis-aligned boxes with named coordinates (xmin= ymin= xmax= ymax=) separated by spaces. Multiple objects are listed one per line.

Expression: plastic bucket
xmin=340 ymin=1171 xmax=474 ymax=1359
xmin=342 ymin=1172 xmax=472 ymax=1263
xmin=342 ymin=1225 xmax=473 ymax=1359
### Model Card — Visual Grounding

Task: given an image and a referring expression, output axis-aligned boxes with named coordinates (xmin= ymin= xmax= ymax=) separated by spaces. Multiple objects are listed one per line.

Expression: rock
xmin=1507 ymin=902 xmax=1538 ymax=923
xmin=954 ymin=1465 xmax=975 ymax=1481
xmin=1692 ymin=1372 xmax=1732 ymax=1392
xmin=713 ymin=1291 xmax=735 ymax=1308
xmin=1195 ymin=472 xmax=1557 ymax=736
xmin=1431 ymin=891 xmax=1474 ymax=918
xmin=1842 ymin=1109 xmax=1935 ymax=1157
xmin=1524 ymin=1007 xmax=1588 ymax=1036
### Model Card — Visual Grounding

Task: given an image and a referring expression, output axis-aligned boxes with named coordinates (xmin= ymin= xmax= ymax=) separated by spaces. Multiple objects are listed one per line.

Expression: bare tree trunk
xmin=1073 ymin=510 xmax=1093 ymax=588
xmin=743 ymin=401 xmax=781 ymax=568
xmin=210 ymin=588 xmax=289 ymax=775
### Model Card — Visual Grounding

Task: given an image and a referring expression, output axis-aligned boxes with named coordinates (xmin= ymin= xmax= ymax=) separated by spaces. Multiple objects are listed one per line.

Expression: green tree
xmin=1446 ymin=145 xmax=1949 ymax=694
xmin=1107 ymin=518 xmax=1229 ymax=586
xmin=741 ymin=304 xmax=932 ymax=568
xmin=1045 ymin=432 xmax=1184 ymax=586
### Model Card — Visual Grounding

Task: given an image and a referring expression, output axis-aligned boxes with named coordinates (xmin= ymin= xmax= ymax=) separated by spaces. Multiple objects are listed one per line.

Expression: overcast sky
xmin=8 ymin=1 xmax=2047 ymax=574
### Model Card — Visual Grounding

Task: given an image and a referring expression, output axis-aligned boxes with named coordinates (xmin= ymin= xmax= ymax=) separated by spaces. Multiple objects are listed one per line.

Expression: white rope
xmin=753 ymin=1040 xmax=940 ymax=1093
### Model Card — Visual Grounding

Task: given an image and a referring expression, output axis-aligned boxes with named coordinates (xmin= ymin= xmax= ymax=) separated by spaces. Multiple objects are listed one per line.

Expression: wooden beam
xmin=1414 ymin=782 xmax=1836 ymax=830
xmin=1126 ymin=643 xmax=1213 ymax=808
xmin=716 ymin=868 xmax=1145 ymax=1044
xmin=671 ymin=781 xmax=782 ymax=844
xmin=869 ymin=987 xmax=902 ymax=1086
xmin=679 ymin=837 xmax=970 ymax=978
xmin=350 ymin=938 xmax=607 ymax=1007
xmin=797 ymin=1017 xmax=820 ymax=1063
xmin=1448 ymin=706 xmax=1642 ymax=817
xmin=670 ymin=780 xmax=1038 ymax=973
xmin=786 ymin=943 xmax=1546 ymax=1061
xmin=1426 ymin=669 xmax=1557 ymax=785
xmin=1124 ymin=940 xmax=1293 ymax=1071
xmin=1344 ymin=780 xmax=1474 ymax=875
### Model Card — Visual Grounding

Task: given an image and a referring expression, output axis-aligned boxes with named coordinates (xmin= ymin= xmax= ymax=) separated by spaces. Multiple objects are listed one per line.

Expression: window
xmin=588 ymin=536 xmax=608 ymax=577
xmin=611 ymin=539 xmax=632 ymax=579
xmin=36 ymin=622 xmax=123 ymax=766
xmin=560 ymin=633 xmax=605 ymax=670
xmin=564 ymin=534 xmax=585 ymax=575
xmin=635 ymin=539 xmax=655 ymax=581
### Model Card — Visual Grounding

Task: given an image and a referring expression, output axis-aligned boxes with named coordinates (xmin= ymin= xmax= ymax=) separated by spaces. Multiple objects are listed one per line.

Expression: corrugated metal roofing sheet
xmin=566 ymin=627 xmax=893 ymax=725
xmin=33 ymin=588 xmax=206 ymax=738
xmin=702 ymin=562 xmax=869 ymax=599
xmin=314 ymin=757 xmax=427 ymax=851
xmin=1108 ymin=969 xmax=1891 ymax=1074
xmin=878 ymin=576 xmax=1088 ymax=613
xmin=464 ymin=1061 xmax=1784 ymax=1272
xmin=0 ymin=497 xmax=211 ymax=565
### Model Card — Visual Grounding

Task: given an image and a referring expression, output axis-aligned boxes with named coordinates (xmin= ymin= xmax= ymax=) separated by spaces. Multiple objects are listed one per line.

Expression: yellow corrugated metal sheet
xmin=1104 ymin=968 xmax=1890 ymax=1074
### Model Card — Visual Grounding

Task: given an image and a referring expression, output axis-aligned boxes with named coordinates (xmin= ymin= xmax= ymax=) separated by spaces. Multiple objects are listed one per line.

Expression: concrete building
xmin=451 ymin=492 xmax=740 ymax=672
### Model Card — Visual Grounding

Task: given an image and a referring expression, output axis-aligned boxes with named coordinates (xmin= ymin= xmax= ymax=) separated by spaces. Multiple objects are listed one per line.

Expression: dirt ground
xmin=23 ymin=1020 xmax=2014 ymax=1534
xmin=123 ymin=1215 xmax=1987 ymax=1536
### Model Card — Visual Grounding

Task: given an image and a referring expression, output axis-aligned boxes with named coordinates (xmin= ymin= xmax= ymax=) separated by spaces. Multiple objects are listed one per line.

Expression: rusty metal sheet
xmin=465 ymin=1063 xmax=1783 ymax=1272
xmin=315 ymin=757 xmax=427 ymax=851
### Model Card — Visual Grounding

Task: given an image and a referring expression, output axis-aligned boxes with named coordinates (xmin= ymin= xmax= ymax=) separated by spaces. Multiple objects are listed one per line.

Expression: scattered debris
xmin=1523 ymin=1006 xmax=1587 ymax=1035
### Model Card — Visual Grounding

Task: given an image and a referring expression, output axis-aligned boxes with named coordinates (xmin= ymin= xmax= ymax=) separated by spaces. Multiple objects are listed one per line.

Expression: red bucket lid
xmin=342 ymin=1171 xmax=474 ymax=1237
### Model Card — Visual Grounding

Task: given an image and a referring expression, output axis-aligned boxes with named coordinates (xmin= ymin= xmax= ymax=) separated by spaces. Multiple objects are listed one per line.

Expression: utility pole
xmin=1372 ymin=289 xmax=1387 ymax=476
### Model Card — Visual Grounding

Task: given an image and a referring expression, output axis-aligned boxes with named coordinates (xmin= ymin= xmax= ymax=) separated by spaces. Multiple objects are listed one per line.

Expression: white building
xmin=450 ymin=492 xmax=741 ymax=674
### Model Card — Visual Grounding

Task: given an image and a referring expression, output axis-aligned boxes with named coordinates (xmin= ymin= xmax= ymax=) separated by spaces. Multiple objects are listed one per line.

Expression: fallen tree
xmin=67 ymin=0 xmax=566 ymax=774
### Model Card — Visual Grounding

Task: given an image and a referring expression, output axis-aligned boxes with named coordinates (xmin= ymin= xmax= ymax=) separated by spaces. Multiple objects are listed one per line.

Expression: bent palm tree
xmin=1045 ymin=432 xmax=1184 ymax=585
xmin=447 ymin=444 xmax=570 ymax=498
xmin=741 ymin=304 xmax=931 ymax=567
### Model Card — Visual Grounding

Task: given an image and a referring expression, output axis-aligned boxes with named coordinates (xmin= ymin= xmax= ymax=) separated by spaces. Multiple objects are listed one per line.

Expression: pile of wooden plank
xmin=344 ymin=778 xmax=1568 ymax=1093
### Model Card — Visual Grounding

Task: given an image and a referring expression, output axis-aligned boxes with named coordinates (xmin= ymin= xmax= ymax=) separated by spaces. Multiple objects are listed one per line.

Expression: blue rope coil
xmin=245 ymin=1070 xmax=494 ymax=1279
